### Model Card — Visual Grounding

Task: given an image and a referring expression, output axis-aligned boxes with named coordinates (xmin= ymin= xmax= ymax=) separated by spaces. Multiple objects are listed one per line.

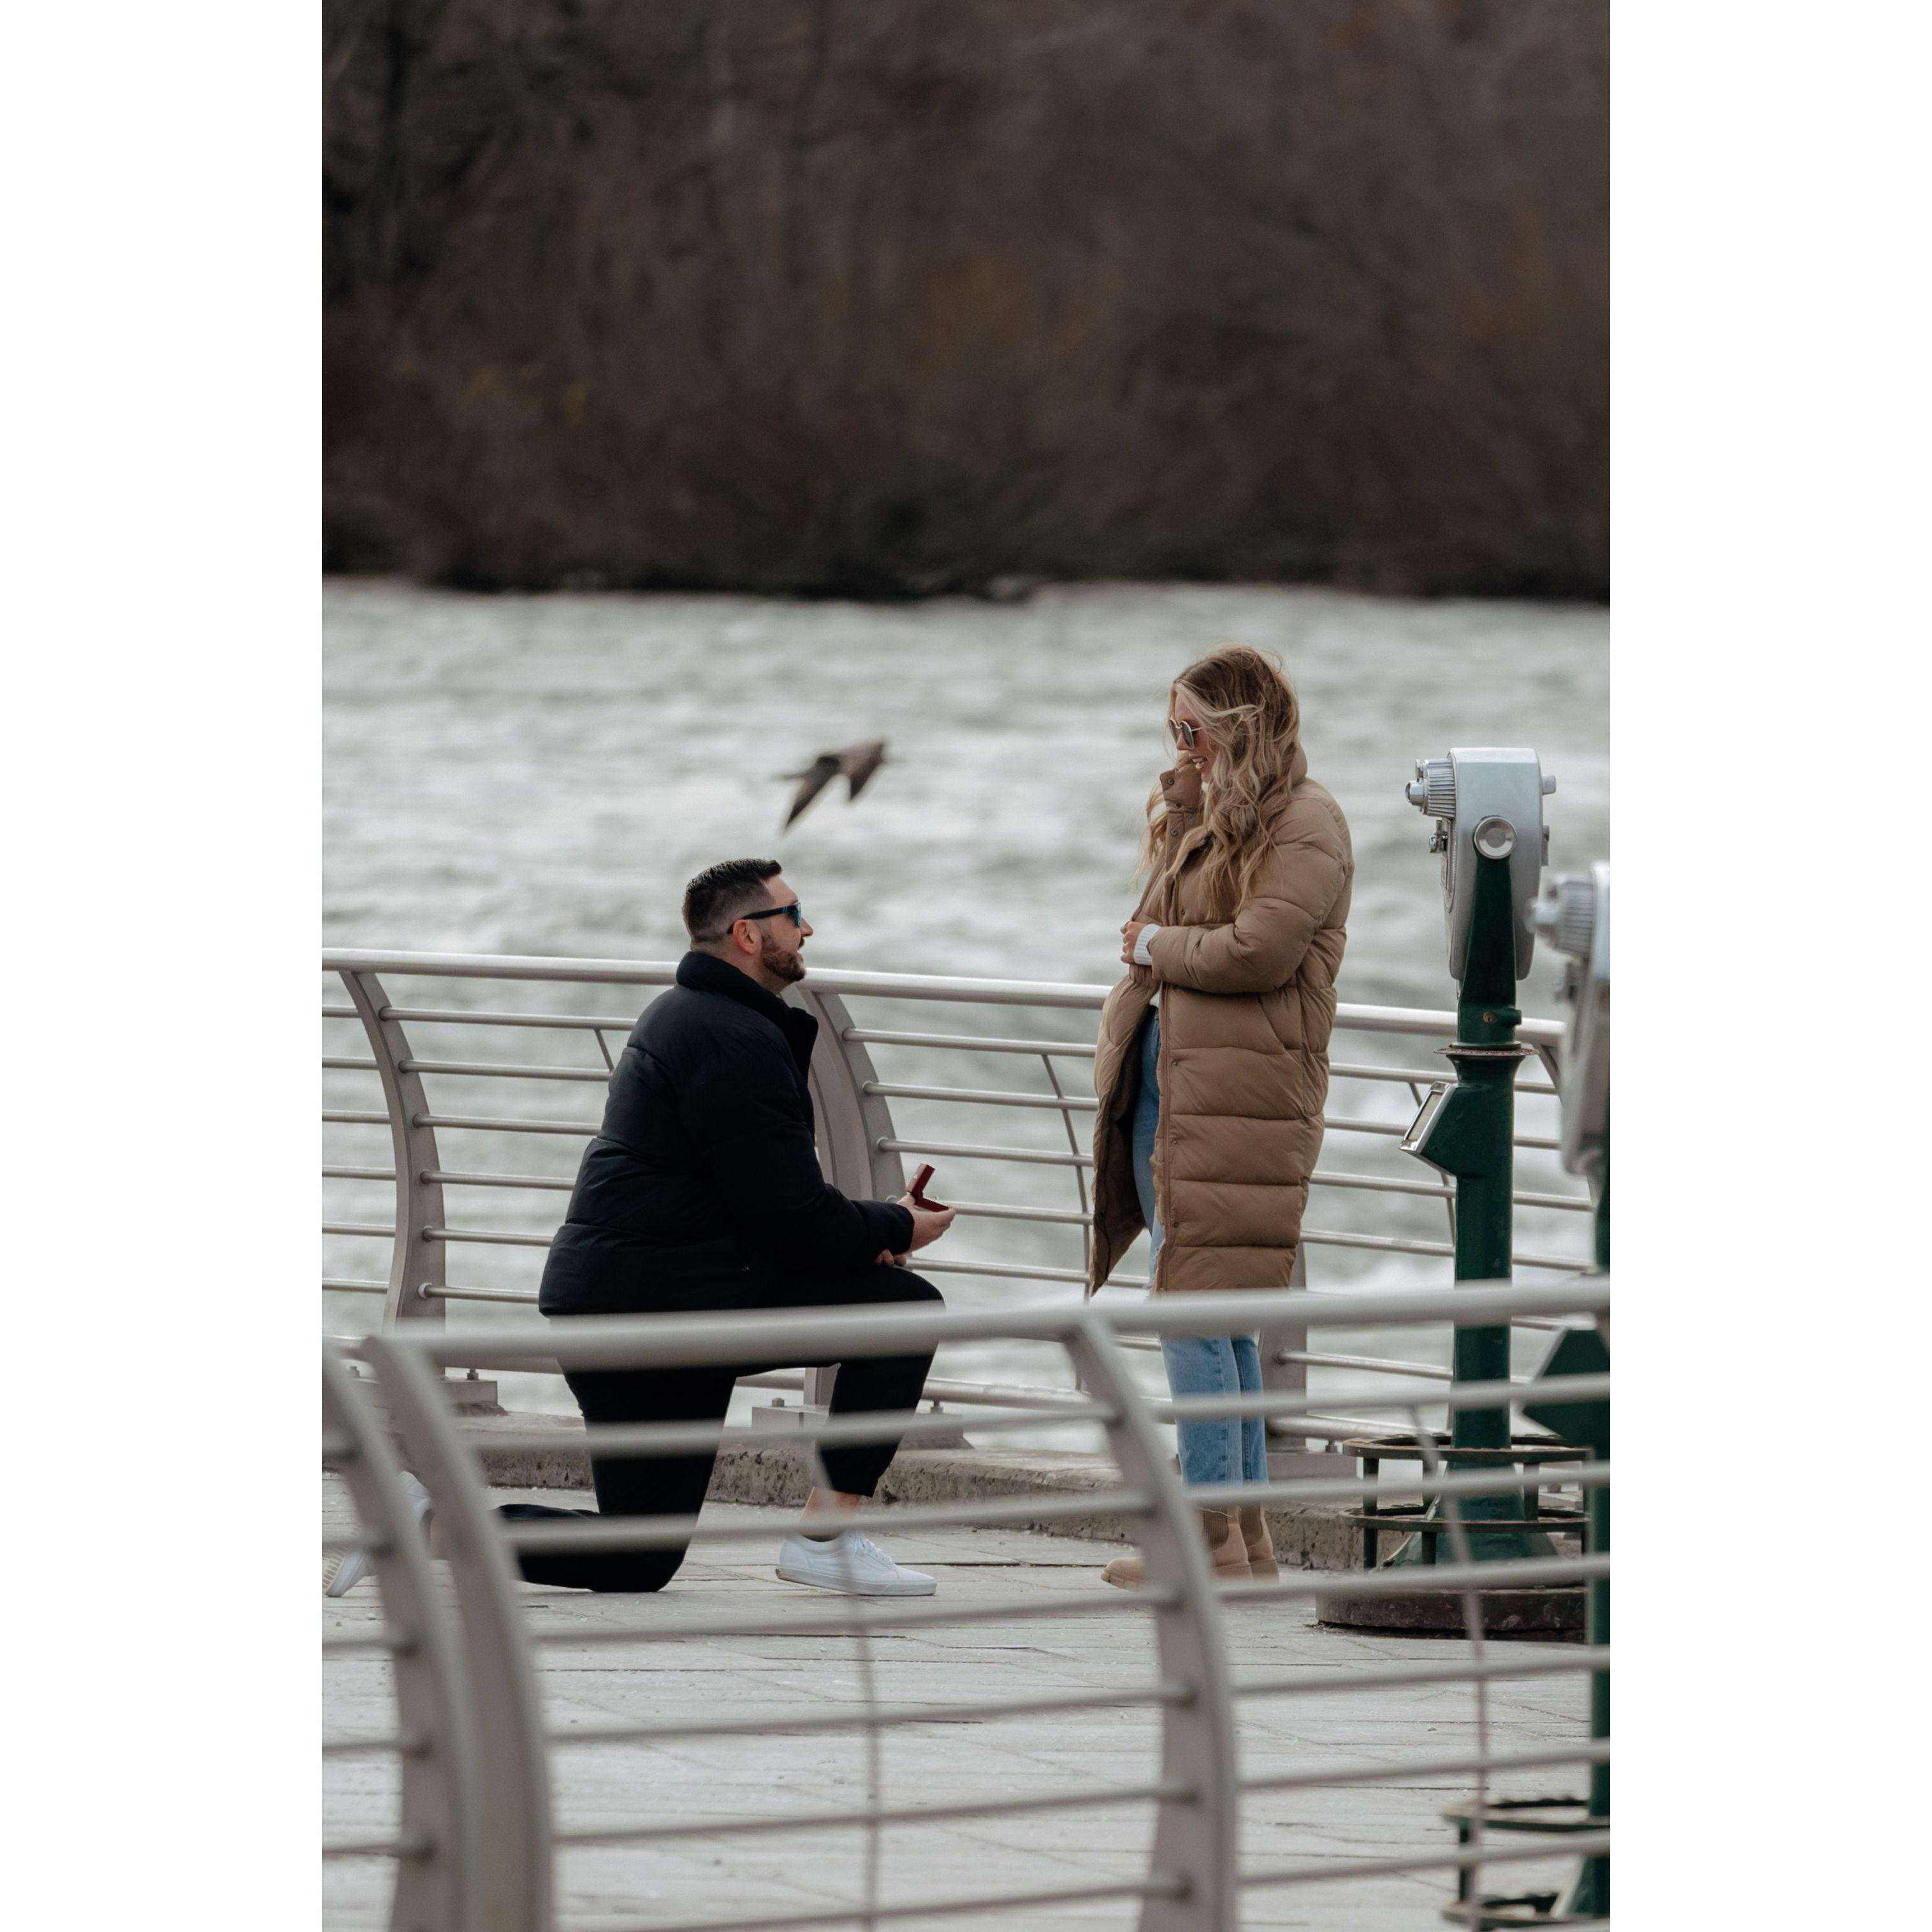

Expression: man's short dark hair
xmin=683 ymin=858 xmax=783 ymax=945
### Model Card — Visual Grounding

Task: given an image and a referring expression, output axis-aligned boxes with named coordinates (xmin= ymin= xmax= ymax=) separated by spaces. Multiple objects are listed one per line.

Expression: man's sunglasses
xmin=739 ymin=901 xmax=804 ymax=929
xmin=1166 ymin=717 xmax=1200 ymax=750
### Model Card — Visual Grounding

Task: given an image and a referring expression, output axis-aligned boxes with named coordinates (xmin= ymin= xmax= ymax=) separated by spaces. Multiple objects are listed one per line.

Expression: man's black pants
xmin=498 ymin=1263 xmax=943 ymax=1592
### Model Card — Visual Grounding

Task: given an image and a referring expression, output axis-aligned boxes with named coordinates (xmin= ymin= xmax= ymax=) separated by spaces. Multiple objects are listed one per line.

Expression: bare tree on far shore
xmin=324 ymin=1 xmax=1608 ymax=601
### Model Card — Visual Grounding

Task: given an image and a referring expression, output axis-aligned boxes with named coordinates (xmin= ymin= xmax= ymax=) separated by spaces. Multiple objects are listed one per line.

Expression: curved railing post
xmin=1256 ymin=1247 xmax=1341 ymax=1477
xmin=324 ymin=1347 xmax=482 ymax=1932
xmin=365 ymin=1332 xmax=554 ymax=1932
xmin=1074 ymin=1311 xmax=1238 ymax=1931
xmin=790 ymin=985 xmax=905 ymax=1198
xmin=339 ymin=968 xmax=447 ymax=1328
xmin=788 ymin=986 xmax=904 ymax=1408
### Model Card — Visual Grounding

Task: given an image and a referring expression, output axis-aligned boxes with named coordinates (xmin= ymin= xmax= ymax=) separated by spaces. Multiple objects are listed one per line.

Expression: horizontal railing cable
xmin=1277 ymin=1346 xmax=1451 ymax=1380
xmin=461 ymin=1399 xmax=1117 ymax=1459
xmin=376 ymin=1003 xmax=635 ymax=1031
xmin=1329 ymin=1057 xmax=1557 ymax=1096
xmin=1151 ymin=1370 xmax=1608 ymax=1425
xmin=498 ymin=1488 xmax=1154 ymax=1553
xmin=1222 ymin=1553 xmax=1606 ymax=1609
xmin=425 ymin=1225 xmax=553 ymax=1247
xmin=545 ymin=1680 xmax=1192 ymax=1748
xmin=1311 ymin=1165 xmax=1588 ymax=1211
xmin=321 ymin=1730 xmax=416 ymax=1759
xmin=323 ymin=1626 xmax=418 ymax=1656
xmin=878 ymin=1134 xmax=1091 ymax=1168
xmin=1233 ymin=1650 xmax=1611 ymax=1703
xmin=456 ymin=1375 xmax=1596 ymax=1472
xmin=1287 ymin=1281 xmax=1588 ymax=1332
xmin=423 ymin=1168 xmax=574 ymax=1191
xmin=362 ymin=1220 xmax=1592 ymax=1272
xmin=865 ymin=1080 xmax=1098 ymax=1112
xmin=533 ymin=1653 xmax=1607 ymax=1755
xmin=588 ymin=1873 xmax=1185 ymax=1932
xmin=1238 ymin=1740 xmax=1609 ymax=1798
xmin=918 ymin=1254 xmax=1128 ymax=1286
xmin=554 ymin=1775 xmax=1191 ymax=1848
xmin=323 ymin=948 xmax=1564 ymax=1038
xmin=388 ymin=1281 xmax=1607 ymax=1370
xmin=400 ymin=1058 xmax=612 ymax=1083
xmin=1297 ymin=1226 xmax=1589 ymax=1270
xmin=1093 ymin=1461 xmax=1604 ymax=1514
xmin=321 ymin=1831 xmax=432 ymax=1861
xmin=511 ymin=1557 xmax=1605 ymax=1655
xmin=843 ymin=1026 xmax=1096 ymax=1057
xmin=525 ymin=1584 xmax=1183 ymax=1648
xmin=939 ymin=1196 xmax=1094 ymax=1224
xmin=1240 ymin=1835 xmax=1611 ymax=1894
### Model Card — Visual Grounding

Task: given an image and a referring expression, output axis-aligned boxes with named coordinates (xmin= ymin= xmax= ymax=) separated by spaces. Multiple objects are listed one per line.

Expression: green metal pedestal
xmin=1392 ymin=852 xmax=1558 ymax=1569
xmin=1316 ymin=852 xmax=1584 ymax=1636
xmin=1523 ymin=1150 xmax=1609 ymax=1922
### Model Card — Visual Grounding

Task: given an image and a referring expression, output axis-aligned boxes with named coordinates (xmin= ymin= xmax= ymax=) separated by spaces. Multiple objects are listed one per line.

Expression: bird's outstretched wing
xmin=843 ymin=739 xmax=890 ymax=801
xmin=777 ymin=740 xmax=892 ymax=828
xmin=780 ymin=754 xmax=842 ymax=828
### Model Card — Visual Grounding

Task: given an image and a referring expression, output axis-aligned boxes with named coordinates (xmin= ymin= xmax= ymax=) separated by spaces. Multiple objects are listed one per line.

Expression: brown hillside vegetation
xmin=324 ymin=1 xmax=1607 ymax=599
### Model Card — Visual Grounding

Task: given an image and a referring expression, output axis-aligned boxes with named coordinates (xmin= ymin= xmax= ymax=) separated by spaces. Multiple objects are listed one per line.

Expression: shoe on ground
xmin=1101 ymin=1506 xmax=1253 ymax=1590
xmin=326 ymin=1472 xmax=432 ymax=1597
xmin=1238 ymin=1503 xmax=1280 ymax=1581
xmin=776 ymin=1528 xmax=937 ymax=1597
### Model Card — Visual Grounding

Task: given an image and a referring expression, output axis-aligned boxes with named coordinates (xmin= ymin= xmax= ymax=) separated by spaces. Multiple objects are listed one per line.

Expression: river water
xmin=324 ymin=578 xmax=1607 ymax=1413
xmin=325 ymin=579 xmax=1606 ymax=1005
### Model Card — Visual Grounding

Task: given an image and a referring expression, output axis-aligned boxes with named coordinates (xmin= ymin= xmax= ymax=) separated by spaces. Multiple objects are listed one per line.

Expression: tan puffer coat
xmin=1088 ymin=741 xmax=1353 ymax=1295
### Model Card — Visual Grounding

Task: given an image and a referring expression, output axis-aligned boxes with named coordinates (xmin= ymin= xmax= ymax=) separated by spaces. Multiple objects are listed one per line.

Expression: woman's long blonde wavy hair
xmin=1138 ymin=645 xmax=1302 ymax=917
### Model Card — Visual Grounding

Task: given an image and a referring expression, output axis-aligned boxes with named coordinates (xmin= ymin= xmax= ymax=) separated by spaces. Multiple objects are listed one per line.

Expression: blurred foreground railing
xmin=323 ymin=948 xmax=1589 ymax=1434
xmin=322 ymin=1277 xmax=1609 ymax=1931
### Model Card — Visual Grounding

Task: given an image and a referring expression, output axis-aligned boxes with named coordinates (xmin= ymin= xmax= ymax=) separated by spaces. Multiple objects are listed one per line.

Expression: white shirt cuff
xmin=1133 ymin=924 xmax=1160 ymax=966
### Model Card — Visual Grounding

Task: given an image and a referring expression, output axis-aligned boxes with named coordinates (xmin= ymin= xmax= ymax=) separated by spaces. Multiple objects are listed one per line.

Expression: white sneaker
xmin=326 ymin=1472 xmax=433 ymax=1597
xmin=775 ymin=1528 xmax=937 ymax=1597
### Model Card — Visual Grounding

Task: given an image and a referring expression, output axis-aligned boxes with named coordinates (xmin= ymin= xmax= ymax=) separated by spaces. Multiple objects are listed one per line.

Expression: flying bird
xmin=777 ymin=739 xmax=891 ymax=829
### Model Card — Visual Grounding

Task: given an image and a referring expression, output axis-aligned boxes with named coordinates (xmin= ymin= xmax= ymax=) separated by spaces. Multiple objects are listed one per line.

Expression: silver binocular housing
xmin=1529 ymin=861 xmax=1610 ymax=1177
xmin=1404 ymin=746 xmax=1557 ymax=981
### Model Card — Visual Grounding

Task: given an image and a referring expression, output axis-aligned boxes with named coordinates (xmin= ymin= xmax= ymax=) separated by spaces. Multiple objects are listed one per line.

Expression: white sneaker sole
xmin=774 ymin=1562 xmax=937 ymax=1598
xmin=325 ymin=1478 xmax=433 ymax=1597
xmin=324 ymin=1548 xmax=372 ymax=1597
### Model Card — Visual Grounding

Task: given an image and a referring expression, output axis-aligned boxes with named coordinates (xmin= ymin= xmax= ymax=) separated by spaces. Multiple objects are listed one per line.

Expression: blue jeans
xmin=1131 ymin=1012 xmax=1268 ymax=1489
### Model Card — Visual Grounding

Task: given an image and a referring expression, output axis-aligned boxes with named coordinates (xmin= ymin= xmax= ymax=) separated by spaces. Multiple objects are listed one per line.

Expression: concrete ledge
xmin=455 ymin=1408 xmax=1364 ymax=1571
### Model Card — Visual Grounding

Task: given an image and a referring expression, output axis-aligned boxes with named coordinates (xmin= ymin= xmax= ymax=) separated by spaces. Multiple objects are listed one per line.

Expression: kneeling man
xmin=502 ymin=858 xmax=955 ymax=1595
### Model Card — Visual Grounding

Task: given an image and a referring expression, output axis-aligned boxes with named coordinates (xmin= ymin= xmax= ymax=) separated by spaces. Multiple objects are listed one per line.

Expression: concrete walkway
xmin=324 ymin=1478 xmax=1590 ymax=1930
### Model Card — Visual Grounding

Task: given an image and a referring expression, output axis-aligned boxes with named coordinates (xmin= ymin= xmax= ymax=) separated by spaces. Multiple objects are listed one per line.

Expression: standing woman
xmin=1090 ymin=646 xmax=1353 ymax=1585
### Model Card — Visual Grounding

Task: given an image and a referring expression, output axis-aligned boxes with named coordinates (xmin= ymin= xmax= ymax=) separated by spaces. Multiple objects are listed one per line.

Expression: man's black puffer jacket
xmin=538 ymin=950 xmax=915 ymax=1316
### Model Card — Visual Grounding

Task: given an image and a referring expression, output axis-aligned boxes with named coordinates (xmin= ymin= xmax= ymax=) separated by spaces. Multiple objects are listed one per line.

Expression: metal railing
xmin=323 ymin=1350 xmax=502 ymax=1928
xmin=323 ymin=1277 xmax=1610 ymax=1930
xmin=323 ymin=948 xmax=1591 ymax=1428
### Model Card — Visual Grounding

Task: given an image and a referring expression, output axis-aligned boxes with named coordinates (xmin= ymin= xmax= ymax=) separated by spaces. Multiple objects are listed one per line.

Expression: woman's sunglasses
xmin=739 ymin=901 xmax=804 ymax=929
xmin=1166 ymin=717 xmax=1200 ymax=750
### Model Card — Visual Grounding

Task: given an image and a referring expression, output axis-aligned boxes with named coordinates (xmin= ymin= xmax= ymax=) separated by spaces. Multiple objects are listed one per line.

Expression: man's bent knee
xmin=885 ymin=1268 xmax=943 ymax=1307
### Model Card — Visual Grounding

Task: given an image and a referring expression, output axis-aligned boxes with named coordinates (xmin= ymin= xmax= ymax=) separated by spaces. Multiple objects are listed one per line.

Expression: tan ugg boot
xmin=1238 ymin=1504 xmax=1279 ymax=1580
xmin=1101 ymin=1507 xmax=1254 ymax=1588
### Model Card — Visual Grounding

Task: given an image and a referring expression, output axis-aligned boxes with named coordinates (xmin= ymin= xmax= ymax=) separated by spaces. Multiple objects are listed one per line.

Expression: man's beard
xmin=760 ymin=934 xmax=806 ymax=985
